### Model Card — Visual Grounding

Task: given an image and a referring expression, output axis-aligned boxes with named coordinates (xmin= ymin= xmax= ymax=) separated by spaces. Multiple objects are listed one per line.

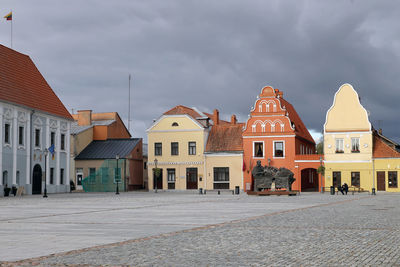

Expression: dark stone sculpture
xmin=252 ymin=160 xmax=295 ymax=191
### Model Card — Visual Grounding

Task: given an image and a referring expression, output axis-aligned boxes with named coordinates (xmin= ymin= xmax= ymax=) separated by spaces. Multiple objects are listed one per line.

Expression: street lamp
xmin=372 ymin=158 xmax=376 ymax=195
xmin=154 ymin=158 xmax=158 ymax=193
xmin=320 ymin=156 xmax=324 ymax=193
xmin=43 ymin=148 xmax=48 ymax=198
xmin=115 ymin=155 xmax=120 ymax=195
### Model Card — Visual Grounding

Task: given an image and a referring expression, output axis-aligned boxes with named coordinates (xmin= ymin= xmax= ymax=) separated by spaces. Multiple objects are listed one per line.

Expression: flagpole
xmin=10 ymin=10 xmax=12 ymax=49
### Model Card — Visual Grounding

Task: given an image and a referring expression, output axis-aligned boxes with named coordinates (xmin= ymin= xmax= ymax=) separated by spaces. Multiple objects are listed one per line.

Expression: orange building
xmin=242 ymin=86 xmax=323 ymax=192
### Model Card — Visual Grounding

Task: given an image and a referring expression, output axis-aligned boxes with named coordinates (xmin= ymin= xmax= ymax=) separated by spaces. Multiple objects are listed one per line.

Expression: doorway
xmin=153 ymin=169 xmax=163 ymax=190
xmin=32 ymin=164 xmax=42 ymax=194
xmin=377 ymin=171 xmax=386 ymax=191
xmin=301 ymin=168 xmax=318 ymax=192
xmin=186 ymin=168 xmax=198 ymax=189
xmin=332 ymin=171 xmax=341 ymax=188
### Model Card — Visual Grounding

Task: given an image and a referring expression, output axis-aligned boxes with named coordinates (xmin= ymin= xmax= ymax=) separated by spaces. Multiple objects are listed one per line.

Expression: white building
xmin=0 ymin=44 xmax=73 ymax=196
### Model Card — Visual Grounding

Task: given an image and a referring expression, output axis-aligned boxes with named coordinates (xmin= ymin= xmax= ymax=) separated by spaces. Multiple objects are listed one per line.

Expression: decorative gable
xmin=324 ymin=84 xmax=371 ymax=132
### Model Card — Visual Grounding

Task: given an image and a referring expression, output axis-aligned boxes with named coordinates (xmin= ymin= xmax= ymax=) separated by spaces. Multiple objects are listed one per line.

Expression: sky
xmin=1 ymin=0 xmax=399 ymax=143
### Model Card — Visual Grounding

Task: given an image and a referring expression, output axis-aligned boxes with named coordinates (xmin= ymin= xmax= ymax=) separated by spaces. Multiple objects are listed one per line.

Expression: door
xmin=332 ymin=171 xmax=341 ymax=188
xmin=153 ymin=169 xmax=163 ymax=189
xmin=186 ymin=168 xmax=198 ymax=189
xmin=32 ymin=164 xmax=42 ymax=194
xmin=377 ymin=171 xmax=386 ymax=191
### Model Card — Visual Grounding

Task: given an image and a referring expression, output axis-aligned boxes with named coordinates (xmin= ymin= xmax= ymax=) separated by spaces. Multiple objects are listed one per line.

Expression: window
xmin=101 ymin=167 xmax=109 ymax=184
xmin=171 ymin=142 xmax=179 ymax=155
xmin=50 ymin=132 xmax=55 ymax=147
xmin=172 ymin=122 xmax=179 ymax=126
xmin=188 ymin=142 xmax=196 ymax=155
xmin=274 ymin=141 xmax=284 ymax=157
xmin=60 ymin=169 xmax=64 ymax=184
xmin=254 ymin=142 xmax=263 ymax=157
xmin=167 ymin=169 xmax=175 ymax=189
xmin=35 ymin=129 xmax=41 ymax=147
xmin=50 ymin=168 xmax=54 ymax=184
xmin=154 ymin=142 xmax=162 ymax=156
xmin=389 ymin=171 xmax=398 ymax=188
xmin=214 ymin=167 xmax=229 ymax=189
xmin=60 ymin=134 xmax=65 ymax=150
xmin=4 ymin=123 xmax=10 ymax=144
xmin=351 ymin=138 xmax=360 ymax=153
xmin=335 ymin=139 xmax=344 ymax=153
xmin=351 ymin=172 xmax=360 ymax=187
xmin=144 ymin=162 xmax=147 ymax=170
xmin=2 ymin=171 xmax=8 ymax=186
xmin=89 ymin=168 xmax=96 ymax=184
xmin=18 ymin=126 xmax=24 ymax=146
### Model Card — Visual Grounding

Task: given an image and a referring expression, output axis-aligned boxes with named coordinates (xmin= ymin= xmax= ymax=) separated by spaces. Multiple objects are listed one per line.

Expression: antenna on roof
xmin=128 ymin=74 xmax=132 ymax=133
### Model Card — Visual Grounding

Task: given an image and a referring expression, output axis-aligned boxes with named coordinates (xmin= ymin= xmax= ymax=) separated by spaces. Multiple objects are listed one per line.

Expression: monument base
xmin=247 ymin=190 xmax=299 ymax=196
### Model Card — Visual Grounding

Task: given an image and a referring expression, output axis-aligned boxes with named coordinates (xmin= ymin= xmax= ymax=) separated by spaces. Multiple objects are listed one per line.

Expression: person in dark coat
xmin=343 ymin=183 xmax=349 ymax=195
xmin=337 ymin=185 xmax=344 ymax=195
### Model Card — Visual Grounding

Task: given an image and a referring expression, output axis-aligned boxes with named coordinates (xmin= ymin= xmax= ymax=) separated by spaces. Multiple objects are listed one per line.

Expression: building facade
xmin=71 ymin=110 xmax=144 ymax=191
xmin=242 ymin=86 xmax=321 ymax=192
xmin=324 ymin=83 xmax=400 ymax=192
xmin=324 ymin=84 xmax=373 ymax=190
xmin=0 ymin=45 xmax=72 ymax=196
xmin=147 ymin=106 xmax=243 ymax=191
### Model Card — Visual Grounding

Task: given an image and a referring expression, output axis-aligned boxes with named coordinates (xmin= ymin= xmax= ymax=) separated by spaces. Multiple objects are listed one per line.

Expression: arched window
xmin=3 ymin=171 xmax=8 ymax=186
xmin=172 ymin=122 xmax=179 ymax=127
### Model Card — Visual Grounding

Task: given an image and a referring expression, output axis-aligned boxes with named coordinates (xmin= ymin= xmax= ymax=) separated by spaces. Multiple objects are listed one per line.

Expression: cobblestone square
xmin=1 ymin=191 xmax=399 ymax=266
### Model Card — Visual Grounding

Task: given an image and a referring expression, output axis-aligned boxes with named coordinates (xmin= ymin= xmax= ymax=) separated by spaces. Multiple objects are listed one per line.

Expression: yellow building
xmin=324 ymin=83 xmax=400 ymax=192
xmin=324 ymin=84 xmax=373 ymax=191
xmin=147 ymin=106 xmax=243 ymax=191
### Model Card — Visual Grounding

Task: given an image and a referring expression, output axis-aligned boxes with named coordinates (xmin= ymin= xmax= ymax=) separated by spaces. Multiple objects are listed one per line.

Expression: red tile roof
xmin=0 ymin=44 xmax=72 ymax=119
xmin=164 ymin=105 xmax=203 ymax=118
xmin=373 ymin=132 xmax=400 ymax=158
xmin=280 ymin=98 xmax=315 ymax=144
xmin=205 ymin=124 xmax=244 ymax=152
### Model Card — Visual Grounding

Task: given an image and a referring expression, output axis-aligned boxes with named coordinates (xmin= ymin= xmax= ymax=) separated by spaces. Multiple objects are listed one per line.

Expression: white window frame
xmin=34 ymin=127 xmax=42 ymax=150
xmin=273 ymin=140 xmax=285 ymax=158
xmin=335 ymin=138 xmax=344 ymax=153
xmin=351 ymin=137 xmax=360 ymax=153
xmin=253 ymin=141 xmax=264 ymax=158
xmin=4 ymin=121 xmax=12 ymax=147
xmin=60 ymin=132 xmax=66 ymax=151
xmin=17 ymin=124 xmax=25 ymax=149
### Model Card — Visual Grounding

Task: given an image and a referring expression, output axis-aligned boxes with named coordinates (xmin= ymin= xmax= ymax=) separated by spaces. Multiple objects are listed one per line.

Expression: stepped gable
xmin=373 ymin=131 xmax=400 ymax=158
xmin=205 ymin=123 xmax=244 ymax=152
xmin=0 ymin=44 xmax=72 ymax=119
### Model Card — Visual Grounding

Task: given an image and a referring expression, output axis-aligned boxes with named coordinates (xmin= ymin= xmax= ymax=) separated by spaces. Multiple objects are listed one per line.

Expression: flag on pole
xmin=48 ymin=144 xmax=55 ymax=160
xmin=4 ymin=12 xmax=12 ymax=21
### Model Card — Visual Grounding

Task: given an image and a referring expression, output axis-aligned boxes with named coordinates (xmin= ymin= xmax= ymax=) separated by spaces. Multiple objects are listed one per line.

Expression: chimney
xmin=77 ymin=110 xmax=92 ymax=126
xmin=379 ymin=128 xmax=382 ymax=135
xmin=231 ymin=114 xmax=237 ymax=125
xmin=213 ymin=109 xmax=219 ymax=125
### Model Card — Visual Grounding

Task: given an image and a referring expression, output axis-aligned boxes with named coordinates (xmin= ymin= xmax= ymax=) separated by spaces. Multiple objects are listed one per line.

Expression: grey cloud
xmin=1 ymin=0 xmax=399 ymax=142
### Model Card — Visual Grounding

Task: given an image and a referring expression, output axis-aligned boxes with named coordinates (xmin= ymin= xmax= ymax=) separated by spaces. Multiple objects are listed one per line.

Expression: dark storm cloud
xmin=1 ymin=0 xmax=399 ymax=142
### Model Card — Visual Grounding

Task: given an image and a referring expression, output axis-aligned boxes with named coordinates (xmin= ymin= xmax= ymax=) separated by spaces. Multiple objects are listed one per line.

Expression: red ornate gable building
xmin=242 ymin=86 xmax=323 ymax=192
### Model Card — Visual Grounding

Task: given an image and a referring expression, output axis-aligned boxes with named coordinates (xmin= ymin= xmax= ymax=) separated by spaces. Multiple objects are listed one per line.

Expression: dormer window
xmin=172 ymin=122 xmax=179 ymax=127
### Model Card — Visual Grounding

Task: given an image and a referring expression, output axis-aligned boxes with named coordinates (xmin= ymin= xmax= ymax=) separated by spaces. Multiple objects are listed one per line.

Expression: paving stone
xmin=1 ymin=192 xmax=399 ymax=266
